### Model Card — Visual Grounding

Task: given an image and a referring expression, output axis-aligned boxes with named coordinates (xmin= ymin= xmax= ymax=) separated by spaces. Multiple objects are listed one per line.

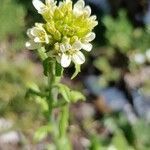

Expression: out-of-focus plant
xmin=25 ymin=0 xmax=97 ymax=149
xmin=103 ymin=10 xmax=133 ymax=52
xmin=0 ymin=51 xmax=46 ymax=140
xmin=0 ymin=0 xmax=26 ymax=51
xmin=82 ymin=112 xmax=150 ymax=150
xmin=93 ymin=10 xmax=150 ymax=86
xmin=0 ymin=0 xmax=48 ymax=143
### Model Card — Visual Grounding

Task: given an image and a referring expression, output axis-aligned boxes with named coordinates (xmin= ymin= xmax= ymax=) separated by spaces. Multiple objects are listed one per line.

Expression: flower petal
xmin=72 ymin=41 xmax=82 ymax=50
xmin=34 ymin=37 xmax=41 ymax=43
xmin=72 ymin=51 xmax=85 ymax=64
xmin=30 ymin=27 xmax=40 ymax=36
xmin=58 ymin=1 xmax=63 ymax=7
xmin=73 ymin=0 xmax=85 ymax=16
xmin=25 ymin=41 xmax=39 ymax=50
xmin=46 ymin=0 xmax=54 ymax=5
xmin=85 ymin=32 xmax=96 ymax=42
xmin=32 ymin=0 xmax=45 ymax=13
xmin=74 ymin=0 xmax=85 ymax=9
xmin=61 ymin=53 xmax=71 ymax=68
xmin=82 ymin=43 xmax=93 ymax=52
xmin=45 ymin=35 xmax=49 ymax=44
xmin=90 ymin=15 xmax=97 ymax=21
xmin=27 ymin=29 xmax=34 ymax=39
xmin=65 ymin=0 xmax=71 ymax=3
xmin=65 ymin=43 xmax=72 ymax=51
xmin=84 ymin=6 xmax=91 ymax=17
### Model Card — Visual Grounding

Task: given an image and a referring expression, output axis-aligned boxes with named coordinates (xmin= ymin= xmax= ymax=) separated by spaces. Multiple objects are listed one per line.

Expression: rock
xmin=84 ymin=76 xmax=128 ymax=112
xmin=131 ymin=90 xmax=150 ymax=122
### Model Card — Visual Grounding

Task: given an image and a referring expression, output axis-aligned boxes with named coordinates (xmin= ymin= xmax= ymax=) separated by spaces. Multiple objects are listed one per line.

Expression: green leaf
xmin=89 ymin=135 xmax=103 ymax=150
xmin=57 ymin=83 xmax=71 ymax=102
xmin=25 ymin=82 xmax=47 ymax=98
xmin=34 ymin=124 xmax=52 ymax=142
xmin=35 ymin=97 xmax=48 ymax=112
xmin=37 ymin=47 xmax=48 ymax=61
xmin=55 ymin=83 xmax=85 ymax=103
xmin=70 ymin=90 xmax=85 ymax=102
xmin=43 ymin=57 xmax=53 ymax=76
xmin=26 ymin=82 xmax=40 ymax=92
xmin=71 ymin=64 xmax=81 ymax=79
xmin=55 ymin=61 xmax=63 ymax=76
xmin=112 ymin=130 xmax=129 ymax=150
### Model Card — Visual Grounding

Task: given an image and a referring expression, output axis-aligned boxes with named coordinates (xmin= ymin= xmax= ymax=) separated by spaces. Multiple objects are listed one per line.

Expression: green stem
xmin=47 ymin=69 xmax=54 ymax=122
xmin=59 ymin=104 xmax=69 ymax=138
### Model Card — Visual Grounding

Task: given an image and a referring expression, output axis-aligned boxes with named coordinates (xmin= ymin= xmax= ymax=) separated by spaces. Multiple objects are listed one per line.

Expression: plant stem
xmin=45 ymin=59 xmax=70 ymax=148
xmin=59 ymin=104 xmax=69 ymax=138
xmin=47 ymin=65 xmax=54 ymax=122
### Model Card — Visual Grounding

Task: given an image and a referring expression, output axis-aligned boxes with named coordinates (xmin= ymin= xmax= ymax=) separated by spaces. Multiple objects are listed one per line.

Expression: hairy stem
xmin=47 ymin=68 xmax=54 ymax=122
xmin=59 ymin=104 xmax=69 ymax=138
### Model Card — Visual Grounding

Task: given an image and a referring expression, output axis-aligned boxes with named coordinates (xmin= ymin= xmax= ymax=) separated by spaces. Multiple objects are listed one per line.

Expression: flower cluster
xmin=26 ymin=0 xmax=98 ymax=67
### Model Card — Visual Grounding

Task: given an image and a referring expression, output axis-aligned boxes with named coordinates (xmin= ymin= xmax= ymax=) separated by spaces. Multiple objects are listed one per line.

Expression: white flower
xmin=25 ymin=23 xmax=49 ymax=50
xmin=60 ymin=41 xmax=85 ymax=67
xmin=81 ymin=32 xmax=96 ymax=52
xmin=26 ymin=0 xmax=98 ymax=70
xmin=32 ymin=0 xmax=56 ymax=14
xmin=32 ymin=0 xmax=46 ymax=13
xmin=73 ymin=0 xmax=91 ymax=17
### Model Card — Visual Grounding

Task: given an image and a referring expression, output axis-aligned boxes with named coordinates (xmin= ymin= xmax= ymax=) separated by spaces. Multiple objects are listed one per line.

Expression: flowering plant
xmin=26 ymin=0 xmax=97 ymax=148
xmin=26 ymin=0 xmax=97 ymax=68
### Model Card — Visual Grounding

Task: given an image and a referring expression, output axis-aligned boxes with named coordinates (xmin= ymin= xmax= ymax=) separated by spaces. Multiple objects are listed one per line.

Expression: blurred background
xmin=0 ymin=0 xmax=150 ymax=149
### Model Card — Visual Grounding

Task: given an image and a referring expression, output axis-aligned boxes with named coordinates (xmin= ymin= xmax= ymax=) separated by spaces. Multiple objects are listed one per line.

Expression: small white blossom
xmin=60 ymin=41 xmax=85 ymax=68
xmin=25 ymin=23 xmax=49 ymax=50
xmin=81 ymin=32 xmax=96 ymax=52
xmin=26 ymin=0 xmax=98 ymax=69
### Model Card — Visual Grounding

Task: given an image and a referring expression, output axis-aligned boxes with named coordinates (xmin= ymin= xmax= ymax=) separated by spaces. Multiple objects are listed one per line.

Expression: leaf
xmin=89 ymin=135 xmax=103 ymax=150
xmin=43 ymin=57 xmax=53 ymax=76
xmin=112 ymin=130 xmax=129 ymax=150
xmin=37 ymin=47 xmax=48 ymax=61
xmin=34 ymin=124 xmax=52 ymax=141
xmin=26 ymin=82 xmax=40 ymax=92
xmin=55 ymin=61 xmax=63 ymax=76
xmin=71 ymin=64 xmax=81 ymax=79
xmin=35 ymin=97 xmax=48 ymax=112
xmin=56 ymin=84 xmax=85 ymax=103
xmin=57 ymin=83 xmax=71 ymax=102
xmin=70 ymin=90 xmax=85 ymax=102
